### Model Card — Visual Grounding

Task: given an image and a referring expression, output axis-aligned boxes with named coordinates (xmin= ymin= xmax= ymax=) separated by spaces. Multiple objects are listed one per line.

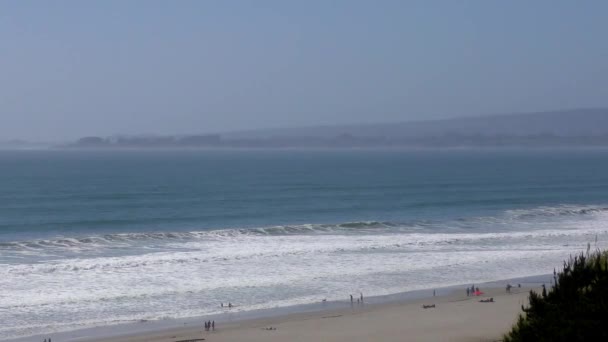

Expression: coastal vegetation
xmin=504 ymin=249 xmax=608 ymax=341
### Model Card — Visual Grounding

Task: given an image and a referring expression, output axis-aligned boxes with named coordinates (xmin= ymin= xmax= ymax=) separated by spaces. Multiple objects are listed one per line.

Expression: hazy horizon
xmin=2 ymin=0 xmax=608 ymax=141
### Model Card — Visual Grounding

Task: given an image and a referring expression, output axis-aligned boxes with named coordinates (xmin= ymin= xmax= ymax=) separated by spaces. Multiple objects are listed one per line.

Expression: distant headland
xmin=58 ymin=108 xmax=608 ymax=149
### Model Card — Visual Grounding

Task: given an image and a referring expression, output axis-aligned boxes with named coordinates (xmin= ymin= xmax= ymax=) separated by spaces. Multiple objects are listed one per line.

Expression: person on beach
xmin=229 ymin=302 xmax=233 ymax=308
xmin=360 ymin=293 xmax=363 ymax=302
xmin=466 ymin=287 xmax=470 ymax=296
xmin=221 ymin=302 xmax=223 ymax=307
xmin=471 ymin=285 xmax=475 ymax=295
xmin=212 ymin=321 xmax=215 ymax=331
xmin=506 ymin=284 xmax=512 ymax=293
xmin=433 ymin=289 xmax=436 ymax=297
xmin=204 ymin=321 xmax=208 ymax=331
xmin=350 ymin=294 xmax=353 ymax=303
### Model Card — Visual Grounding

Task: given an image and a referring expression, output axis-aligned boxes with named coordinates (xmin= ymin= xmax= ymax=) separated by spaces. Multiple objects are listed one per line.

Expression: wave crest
xmin=1 ymin=204 xmax=607 ymax=252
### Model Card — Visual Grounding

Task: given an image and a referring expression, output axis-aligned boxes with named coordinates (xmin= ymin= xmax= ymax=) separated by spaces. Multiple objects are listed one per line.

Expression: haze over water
xmin=2 ymin=149 xmax=608 ymax=340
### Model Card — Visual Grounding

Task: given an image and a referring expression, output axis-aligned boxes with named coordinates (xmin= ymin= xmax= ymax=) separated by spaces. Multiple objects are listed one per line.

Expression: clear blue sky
xmin=1 ymin=0 xmax=607 ymax=141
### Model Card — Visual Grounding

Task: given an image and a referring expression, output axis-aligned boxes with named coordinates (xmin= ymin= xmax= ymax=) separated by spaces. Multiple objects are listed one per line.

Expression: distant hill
xmin=222 ymin=108 xmax=608 ymax=139
xmin=67 ymin=108 xmax=608 ymax=149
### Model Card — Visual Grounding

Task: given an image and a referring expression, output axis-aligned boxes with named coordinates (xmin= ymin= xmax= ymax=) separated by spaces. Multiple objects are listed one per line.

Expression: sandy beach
xmin=86 ymin=286 xmax=535 ymax=342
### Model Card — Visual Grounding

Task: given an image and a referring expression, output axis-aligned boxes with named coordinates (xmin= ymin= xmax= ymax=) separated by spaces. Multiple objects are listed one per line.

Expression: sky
xmin=1 ymin=0 xmax=608 ymax=141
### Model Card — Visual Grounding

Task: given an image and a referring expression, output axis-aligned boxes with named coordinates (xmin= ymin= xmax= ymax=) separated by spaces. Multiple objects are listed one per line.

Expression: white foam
xmin=2 ymin=204 xmax=608 ymax=340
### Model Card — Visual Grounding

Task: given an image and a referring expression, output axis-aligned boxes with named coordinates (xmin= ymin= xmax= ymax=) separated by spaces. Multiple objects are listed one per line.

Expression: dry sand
xmin=89 ymin=287 xmax=535 ymax=342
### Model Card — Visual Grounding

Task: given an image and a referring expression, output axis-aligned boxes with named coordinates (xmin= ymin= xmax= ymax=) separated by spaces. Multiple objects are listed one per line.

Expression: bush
xmin=503 ymin=250 xmax=608 ymax=341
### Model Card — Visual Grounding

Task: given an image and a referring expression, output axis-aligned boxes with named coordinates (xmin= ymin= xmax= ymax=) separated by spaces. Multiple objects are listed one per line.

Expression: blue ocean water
xmin=2 ymin=149 xmax=608 ymax=339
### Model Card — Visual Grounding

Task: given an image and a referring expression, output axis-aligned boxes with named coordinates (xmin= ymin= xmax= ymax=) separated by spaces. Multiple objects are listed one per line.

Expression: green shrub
xmin=503 ymin=250 xmax=608 ymax=342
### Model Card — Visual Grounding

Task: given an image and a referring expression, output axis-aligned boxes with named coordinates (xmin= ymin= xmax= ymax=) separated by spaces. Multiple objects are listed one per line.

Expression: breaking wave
xmin=0 ymin=222 xmax=393 ymax=251
xmin=1 ymin=204 xmax=607 ymax=253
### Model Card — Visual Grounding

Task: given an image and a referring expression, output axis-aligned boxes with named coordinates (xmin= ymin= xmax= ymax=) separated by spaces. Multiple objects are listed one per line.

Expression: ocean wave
xmin=1 ymin=204 xmax=607 ymax=253
xmin=505 ymin=205 xmax=608 ymax=219
xmin=5 ymin=226 xmax=608 ymax=276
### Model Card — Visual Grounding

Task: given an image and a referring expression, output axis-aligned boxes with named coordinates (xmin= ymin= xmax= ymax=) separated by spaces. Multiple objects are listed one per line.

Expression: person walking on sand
xmin=466 ymin=287 xmax=470 ymax=296
xmin=433 ymin=289 xmax=436 ymax=297
xmin=350 ymin=294 xmax=353 ymax=303
xmin=360 ymin=293 xmax=363 ymax=302
xmin=212 ymin=321 xmax=215 ymax=331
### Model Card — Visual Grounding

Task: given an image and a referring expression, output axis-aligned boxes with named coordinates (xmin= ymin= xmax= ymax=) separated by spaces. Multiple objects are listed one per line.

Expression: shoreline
xmin=11 ymin=274 xmax=551 ymax=342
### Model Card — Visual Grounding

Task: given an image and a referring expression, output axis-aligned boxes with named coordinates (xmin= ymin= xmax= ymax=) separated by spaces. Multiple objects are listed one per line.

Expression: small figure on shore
xmin=228 ymin=302 xmax=233 ymax=308
xmin=433 ymin=289 xmax=436 ymax=297
xmin=357 ymin=298 xmax=360 ymax=304
xmin=204 ymin=321 xmax=208 ymax=331
xmin=360 ymin=293 xmax=363 ymax=302
xmin=221 ymin=302 xmax=223 ymax=307
xmin=212 ymin=321 xmax=215 ymax=331
xmin=466 ymin=287 xmax=470 ymax=297
xmin=471 ymin=285 xmax=475 ymax=295
xmin=518 ymin=283 xmax=521 ymax=288
xmin=475 ymin=287 xmax=479 ymax=293
xmin=350 ymin=294 xmax=353 ymax=303
xmin=506 ymin=284 xmax=512 ymax=293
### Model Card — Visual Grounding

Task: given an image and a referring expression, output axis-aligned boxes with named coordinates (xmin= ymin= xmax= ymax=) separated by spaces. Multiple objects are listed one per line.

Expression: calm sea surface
xmin=2 ymin=149 xmax=608 ymax=339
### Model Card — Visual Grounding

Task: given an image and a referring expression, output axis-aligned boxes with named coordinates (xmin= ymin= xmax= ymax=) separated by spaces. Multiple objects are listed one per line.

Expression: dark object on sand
xmin=422 ymin=304 xmax=436 ymax=309
xmin=479 ymin=298 xmax=494 ymax=303
xmin=175 ymin=339 xmax=205 ymax=342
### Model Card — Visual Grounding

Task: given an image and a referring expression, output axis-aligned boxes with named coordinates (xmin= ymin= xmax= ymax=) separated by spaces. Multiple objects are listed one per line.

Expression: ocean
xmin=2 ymin=149 xmax=608 ymax=340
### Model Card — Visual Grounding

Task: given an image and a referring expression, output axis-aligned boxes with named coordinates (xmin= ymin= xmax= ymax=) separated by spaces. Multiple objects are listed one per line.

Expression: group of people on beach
xmin=220 ymin=302 xmax=233 ymax=308
xmin=465 ymin=285 xmax=480 ymax=296
xmin=204 ymin=320 xmax=215 ymax=331
xmin=349 ymin=293 xmax=364 ymax=304
xmin=43 ymin=339 xmax=51 ymax=342
xmin=505 ymin=283 xmax=522 ymax=293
